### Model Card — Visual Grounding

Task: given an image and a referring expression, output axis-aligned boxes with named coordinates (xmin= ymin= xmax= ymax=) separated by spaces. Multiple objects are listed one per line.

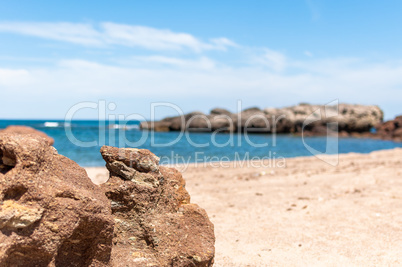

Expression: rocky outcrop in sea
xmin=140 ymin=103 xmax=383 ymax=136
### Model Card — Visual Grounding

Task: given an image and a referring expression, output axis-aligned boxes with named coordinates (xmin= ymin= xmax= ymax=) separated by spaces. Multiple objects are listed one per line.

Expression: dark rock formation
xmin=140 ymin=112 xmax=207 ymax=132
xmin=100 ymin=146 xmax=215 ymax=267
xmin=140 ymin=103 xmax=383 ymax=136
xmin=242 ymin=107 xmax=261 ymax=113
xmin=139 ymin=121 xmax=171 ymax=132
xmin=0 ymin=133 xmax=114 ymax=266
xmin=210 ymin=108 xmax=232 ymax=116
xmin=375 ymin=115 xmax=402 ymax=142
xmin=238 ymin=109 xmax=270 ymax=132
xmin=0 ymin=126 xmax=54 ymax=145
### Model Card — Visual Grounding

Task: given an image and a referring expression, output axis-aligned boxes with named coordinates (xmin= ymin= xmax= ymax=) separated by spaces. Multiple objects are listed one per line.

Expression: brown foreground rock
xmin=0 ymin=134 xmax=114 ymax=266
xmin=100 ymin=146 xmax=215 ymax=267
xmin=0 ymin=126 xmax=54 ymax=145
xmin=86 ymin=148 xmax=402 ymax=266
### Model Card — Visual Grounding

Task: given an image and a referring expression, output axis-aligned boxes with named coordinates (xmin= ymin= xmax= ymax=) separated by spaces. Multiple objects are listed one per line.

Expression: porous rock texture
xmin=0 ymin=126 xmax=55 ymax=146
xmin=100 ymin=146 xmax=215 ymax=267
xmin=0 ymin=133 xmax=114 ymax=267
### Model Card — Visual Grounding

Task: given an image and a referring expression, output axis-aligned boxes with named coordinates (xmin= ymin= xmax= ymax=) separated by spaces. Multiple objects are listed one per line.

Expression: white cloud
xmin=131 ymin=56 xmax=216 ymax=70
xmin=101 ymin=22 xmax=205 ymax=51
xmin=255 ymin=49 xmax=287 ymax=71
xmin=0 ymin=21 xmax=237 ymax=52
xmin=1 ymin=56 xmax=402 ymax=119
xmin=0 ymin=68 xmax=32 ymax=86
xmin=1 ymin=58 xmax=401 ymax=111
xmin=0 ymin=22 xmax=103 ymax=46
xmin=209 ymin=37 xmax=239 ymax=50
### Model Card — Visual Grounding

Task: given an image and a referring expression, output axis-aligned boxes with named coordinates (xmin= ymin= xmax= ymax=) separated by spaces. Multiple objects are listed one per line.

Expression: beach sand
xmin=86 ymin=148 xmax=402 ymax=266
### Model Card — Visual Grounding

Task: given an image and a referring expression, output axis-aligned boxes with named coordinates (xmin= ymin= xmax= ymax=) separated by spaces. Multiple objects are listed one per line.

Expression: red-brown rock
xmin=100 ymin=146 xmax=215 ymax=267
xmin=0 ymin=133 xmax=114 ymax=266
xmin=0 ymin=126 xmax=54 ymax=145
xmin=376 ymin=115 xmax=402 ymax=141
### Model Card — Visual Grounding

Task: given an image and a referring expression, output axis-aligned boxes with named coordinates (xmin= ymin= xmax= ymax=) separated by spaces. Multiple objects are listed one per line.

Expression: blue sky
xmin=0 ymin=0 xmax=401 ymax=119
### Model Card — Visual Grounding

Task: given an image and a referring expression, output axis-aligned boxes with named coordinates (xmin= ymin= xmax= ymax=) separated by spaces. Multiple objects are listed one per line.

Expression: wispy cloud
xmin=0 ymin=21 xmax=237 ymax=52
xmin=254 ymin=49 xmax=287 ymax=71
xmin=0 ymin=22 xmax=103 ymax=46
xmin=131 ymin=55 xmax=216 ymax=70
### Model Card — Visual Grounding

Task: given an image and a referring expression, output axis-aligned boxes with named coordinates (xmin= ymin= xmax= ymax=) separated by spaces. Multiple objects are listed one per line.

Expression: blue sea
xmin=1 ymin=119 xmax=401 ymax=167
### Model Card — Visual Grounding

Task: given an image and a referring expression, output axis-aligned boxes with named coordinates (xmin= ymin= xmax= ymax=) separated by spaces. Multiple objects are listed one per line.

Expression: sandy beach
xmin=86 ymin=148 xmax=402 ymax=266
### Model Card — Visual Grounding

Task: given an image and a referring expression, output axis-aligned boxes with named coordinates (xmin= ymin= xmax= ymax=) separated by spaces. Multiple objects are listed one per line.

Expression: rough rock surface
xmin=375 ymin=115 xmax=402 ymax=142
xmin=0 ymin=126 xmax=54 ymax=145
xmin=0 ymin=133 xmax=114 ymax=266
xmin=140 ymin=103 xmax=383 ymax=135
xmin=100 ymin=146 xmax=215 ymax=267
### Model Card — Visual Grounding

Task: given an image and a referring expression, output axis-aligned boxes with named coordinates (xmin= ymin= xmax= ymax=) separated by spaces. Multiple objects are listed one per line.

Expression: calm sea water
xmin=1 ymin=119 xmax=401 ymax=167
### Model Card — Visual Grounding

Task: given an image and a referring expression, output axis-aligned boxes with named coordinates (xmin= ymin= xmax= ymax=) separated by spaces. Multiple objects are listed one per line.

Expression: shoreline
xmin=86 ymin=147 xmax=402 ymax=266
